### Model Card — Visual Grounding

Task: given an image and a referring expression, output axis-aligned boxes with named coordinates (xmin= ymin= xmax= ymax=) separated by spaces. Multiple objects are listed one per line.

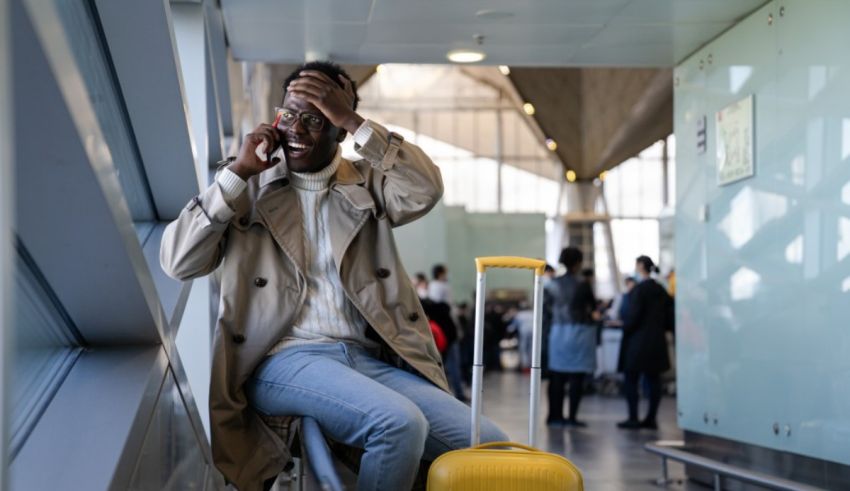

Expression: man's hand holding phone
xmin=229 ymin=123 xmax=282 ymax=180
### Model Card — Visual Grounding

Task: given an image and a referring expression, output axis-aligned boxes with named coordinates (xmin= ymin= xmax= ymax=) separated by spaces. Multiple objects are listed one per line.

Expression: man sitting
xmin=160 ymin=61 xmax=507 ymax=491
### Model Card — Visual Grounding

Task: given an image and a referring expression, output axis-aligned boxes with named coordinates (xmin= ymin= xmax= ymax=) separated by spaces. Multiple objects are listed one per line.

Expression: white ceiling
xmin=221 ymin=0 xmax=767 ymax=66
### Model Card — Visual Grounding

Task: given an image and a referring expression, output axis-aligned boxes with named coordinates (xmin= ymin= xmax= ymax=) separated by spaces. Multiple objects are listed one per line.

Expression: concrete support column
xmin=562 ymin=182 xmax=601 ymax=270
xmin=560 ymin=181 xmax=621 ymax=293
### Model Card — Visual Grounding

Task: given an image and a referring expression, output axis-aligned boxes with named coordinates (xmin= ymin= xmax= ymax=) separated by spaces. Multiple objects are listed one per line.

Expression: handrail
xmin=644 ymin=441 xmax=825 ymax=491
xmin=301 ymin=417 xmax=345 ymax=491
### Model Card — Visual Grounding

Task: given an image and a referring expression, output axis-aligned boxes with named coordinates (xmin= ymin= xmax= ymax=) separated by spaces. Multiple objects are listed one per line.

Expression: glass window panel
xmin=54 ymin=0 xmax=155 ymax=221
xmin=611 ymin=219 xmax=660 ymax=276
xmin=639 ymin=158 xmax=663 ymax=217
xmin=11 ymin=246 xmax=81 ymax=458
xmin=128 ymin=369 xmax=206 ymax=491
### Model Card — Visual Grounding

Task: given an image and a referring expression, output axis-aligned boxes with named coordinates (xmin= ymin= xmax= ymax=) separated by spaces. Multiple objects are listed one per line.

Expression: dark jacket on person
xmin=618 ymin=278 xmax=673 ymax=374
xmin=549 ymin=273 xmax=596 ymax=326
xmin=421 ymin=299 xmax=458 ymax=345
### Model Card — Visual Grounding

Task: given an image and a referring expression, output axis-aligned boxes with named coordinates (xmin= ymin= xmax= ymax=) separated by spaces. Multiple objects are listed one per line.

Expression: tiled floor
xmin=481 ymin=370 xmax=703 ymax=491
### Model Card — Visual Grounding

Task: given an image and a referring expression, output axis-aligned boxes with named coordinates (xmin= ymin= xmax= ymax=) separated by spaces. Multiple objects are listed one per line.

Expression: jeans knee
xmin=382 ymin=403 xmax=429 ymax=450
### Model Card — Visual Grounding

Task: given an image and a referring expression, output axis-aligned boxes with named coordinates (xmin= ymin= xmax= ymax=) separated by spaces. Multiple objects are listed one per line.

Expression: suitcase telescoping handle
xmin=471 ymin=256 xmax=546 ymax=448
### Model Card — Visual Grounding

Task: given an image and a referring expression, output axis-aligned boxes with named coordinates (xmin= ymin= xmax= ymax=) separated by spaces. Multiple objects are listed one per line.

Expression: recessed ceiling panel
xmin=370 ymin=0 xmax=630 ymax=24
xmin=222 ymin=0 xmax=770 ymax=66
xmin=613 ymin=0 xmax=765 ymax=25
xmin=365 ymin=23 xmax=601 ymax=47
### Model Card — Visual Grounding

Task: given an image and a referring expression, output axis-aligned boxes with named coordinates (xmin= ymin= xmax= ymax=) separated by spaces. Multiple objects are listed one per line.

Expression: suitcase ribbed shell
xmin=427 ymin=443 xmax=583 ymax=491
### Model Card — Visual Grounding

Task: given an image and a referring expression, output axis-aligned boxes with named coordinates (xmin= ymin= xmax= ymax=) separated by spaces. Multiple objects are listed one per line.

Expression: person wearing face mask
xmin=160 ymin=61 xmax=507 ymax=491
xmin=616 ymin=255 xmax=674 ymax=430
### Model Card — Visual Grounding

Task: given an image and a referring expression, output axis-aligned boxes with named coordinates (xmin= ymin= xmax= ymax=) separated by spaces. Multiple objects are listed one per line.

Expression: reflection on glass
xmin=808 ymin=66 xmax=827 ymax=100
xmin=842 ymin=181 xmax=850 ymax=205
xmin=838 ymin=217 xmax=850 ymax=261
xmin=791 ymin=155 xmax=805 ymax=186
xmin=842 ymin=277 xmax=850 ymax=293
xmin=729 ymin=66 xmax=753 ymax=94
xmin=785 ymin=235 xmax=804 ymax=264
xmin=840 ymin=119 xmax=850 ymax=161
xmin=128 ymin=370 xmax=206 ymax=490
xmin=718 ymin=186 xmax=788 ymax=249
xmin=730 ymin=266 xmax=761 ymax=301
xmin=54 ymin=0 xmax=155 ymax=221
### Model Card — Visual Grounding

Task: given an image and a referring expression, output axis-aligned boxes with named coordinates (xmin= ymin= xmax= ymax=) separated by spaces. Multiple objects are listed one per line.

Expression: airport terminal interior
xmin=1 ymin=0 xmax=849 ymax=490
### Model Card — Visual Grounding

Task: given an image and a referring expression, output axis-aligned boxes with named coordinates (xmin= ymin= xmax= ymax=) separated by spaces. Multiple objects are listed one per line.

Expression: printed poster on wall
xmin=716 ymin=95 xmax=754 ymax=186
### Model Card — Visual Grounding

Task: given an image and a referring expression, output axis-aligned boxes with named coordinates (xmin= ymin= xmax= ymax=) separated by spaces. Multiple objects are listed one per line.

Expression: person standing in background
xmin=507 ymin=301 xmax=535 ymax=373
xmin=426 ymin=263 xmax=467 ymax=401
xmin=541 ymin=264 xmax=556 ymax=379
xmin=617 ymin=255 xmax=673 ymax=430
xmin=428 ymin=264 xmax=452 ymax=304
xmin=413 ymin=272 xmax=429 ymax=300
xmin=546 ymin=247 xmax=600 ymax=427
xmin=607 ymin=276 xmax=636 ymax=328
xmin=666 ymin=269 xmax=676 ymax=297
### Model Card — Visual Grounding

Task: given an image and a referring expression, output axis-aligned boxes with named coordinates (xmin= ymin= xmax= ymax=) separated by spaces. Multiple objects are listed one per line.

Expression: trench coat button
xmin=254 ymin=277 xmax=268 ymax=287
xmin=408 ymin=312 xmax=420 ymax=322
xmin=239 ymin=216 xmax=250 ymax=226
xmin=376 ymin=268 xmax=391 ymax=279
xmin=232 ymin=334 xmax=246 ymax=344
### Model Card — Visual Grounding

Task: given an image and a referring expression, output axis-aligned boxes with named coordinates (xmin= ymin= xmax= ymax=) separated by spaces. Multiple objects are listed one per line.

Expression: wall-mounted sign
xmin=716 ymin=95 xmax=755 ymax=185
xmin=696 ymin=115 xmax=707 ymax=155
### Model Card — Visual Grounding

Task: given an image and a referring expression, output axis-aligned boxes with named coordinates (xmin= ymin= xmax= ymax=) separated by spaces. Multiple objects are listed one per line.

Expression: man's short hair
xmin=432 ymin=264 xmax=446 ymax=280
xmin=282 ymin=60 xmax=360 ymax=110
xmin=559 ymin=247 xmax=583 ymax=270
xmin=414 ymin=272 xmax=427 ymax=283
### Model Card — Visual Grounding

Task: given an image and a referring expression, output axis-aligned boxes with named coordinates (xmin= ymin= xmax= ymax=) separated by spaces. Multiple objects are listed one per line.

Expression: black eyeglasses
xmin=274 ymin=107 xmax=326 ymax=132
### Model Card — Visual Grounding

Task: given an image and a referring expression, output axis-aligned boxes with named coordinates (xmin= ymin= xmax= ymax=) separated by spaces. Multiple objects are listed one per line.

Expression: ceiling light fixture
xmin=566 ymin=170 xmax=577 ymax=182
xmin=499 ymin=65 xmax=511 ymax=75
xmin=447 ymin=49 xmax=486 ymax=63
xmin=599 ymin=170 xmax=608 ymax=181
xmin=375 ymin=64 xmax=385 ymax=74
xmin=523 ymin=103 xmax=535 ymax=115
xmin=475 ymin=9 xmax=515 ymax=21
xmin=546 ymin=138 xmax=558 ymax=151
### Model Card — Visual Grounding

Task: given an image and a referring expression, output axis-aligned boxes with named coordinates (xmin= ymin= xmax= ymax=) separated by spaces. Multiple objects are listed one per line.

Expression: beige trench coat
xmin=160 ymin=121 xmax=450 ymax=491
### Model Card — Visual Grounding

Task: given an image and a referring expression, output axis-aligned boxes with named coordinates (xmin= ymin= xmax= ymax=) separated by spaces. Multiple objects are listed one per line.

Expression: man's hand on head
xmin=230 ymin=123 xmax=282 ymax=180
xmin=288 ymin=71 xmax=364 ymax=135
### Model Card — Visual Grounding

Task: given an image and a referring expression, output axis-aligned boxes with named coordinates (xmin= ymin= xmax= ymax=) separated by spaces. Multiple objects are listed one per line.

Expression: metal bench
xmin=644 ymin=441 xmax=825 ymax=491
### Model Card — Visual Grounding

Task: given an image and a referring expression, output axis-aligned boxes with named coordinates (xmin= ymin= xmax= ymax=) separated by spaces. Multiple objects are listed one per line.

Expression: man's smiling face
xmin=277 ymin=93 xmax=344 ymax=173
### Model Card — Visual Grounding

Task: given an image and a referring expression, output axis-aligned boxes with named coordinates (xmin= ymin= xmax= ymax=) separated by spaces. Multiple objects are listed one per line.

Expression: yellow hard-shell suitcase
xmin=427 ymin=257 xmax=584 ymax=491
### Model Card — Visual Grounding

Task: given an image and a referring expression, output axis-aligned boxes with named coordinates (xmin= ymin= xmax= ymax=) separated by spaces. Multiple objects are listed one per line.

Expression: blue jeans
xmin=246 ymin=342 xmax=508 ymax=491
xmin=444 ymin=342 xmax=467 ymax=400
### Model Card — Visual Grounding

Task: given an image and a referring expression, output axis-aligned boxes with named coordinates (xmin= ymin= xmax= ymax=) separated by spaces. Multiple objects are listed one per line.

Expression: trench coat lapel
xmin=254 ymin=183 xmax=306 ymax=275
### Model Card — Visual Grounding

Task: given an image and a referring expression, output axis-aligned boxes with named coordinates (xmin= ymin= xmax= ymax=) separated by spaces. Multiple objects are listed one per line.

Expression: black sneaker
xmin=617 ymin=419 xmax=641 ymax=429
xmin=639 ymin=419 xmax=658 ymax=429
xmin=546 ymin=418 xmax=568 ymax=427
xmin=565 ymin=419 xmax=588 ymax=428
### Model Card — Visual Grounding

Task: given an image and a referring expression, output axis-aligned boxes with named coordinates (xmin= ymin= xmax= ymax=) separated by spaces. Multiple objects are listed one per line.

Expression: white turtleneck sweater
xmin=217 ymin=132 xmax=378 ymax=353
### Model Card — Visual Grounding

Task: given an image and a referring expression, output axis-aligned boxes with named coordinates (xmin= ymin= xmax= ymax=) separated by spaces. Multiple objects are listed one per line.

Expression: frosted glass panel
xmin=674 ymin=0 xmax=850 ymax=465
xmin=128 ymin=370 xmax=206 ymax=490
